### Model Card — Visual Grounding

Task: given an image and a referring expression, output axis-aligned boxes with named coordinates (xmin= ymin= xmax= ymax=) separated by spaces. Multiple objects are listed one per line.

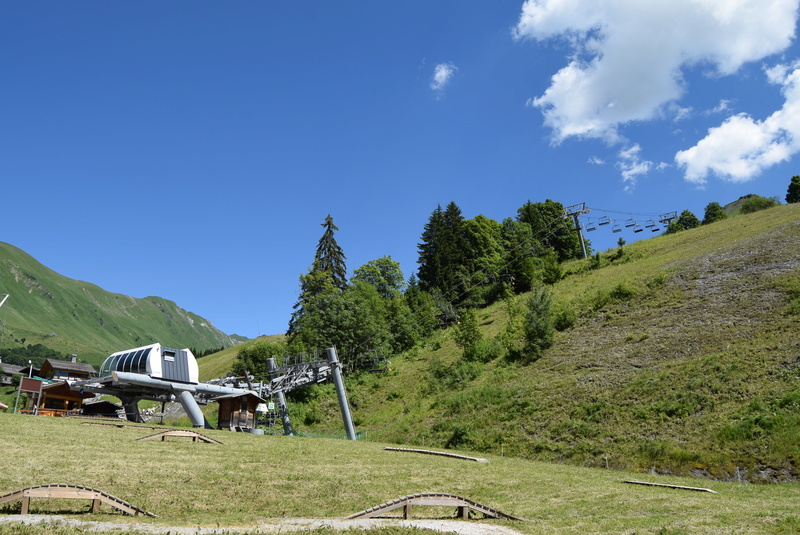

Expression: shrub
xmin=464 ymin=339 xmax=504 ymax=363
xmin=610 ymin=281 xmax=638 ymax=301
xmin=541 ymin=255 xmax=563 ymax=284
xmin=646 ymin=273 xmax=668 ymax=291
xmin=740 ymin=195 xmax=780 ymax=214
xmin=591 ymin=289 xmax=610 ymax=310
xmin=445 ymin=423 xmax=473 ymax=448
xmin=522 ymin=285 xmax=554 ymax=361
xmin=553 ymin=306 xmax=577 ymax=331
xmin=453 ymin=309 xmax=482 ymax=356
xmin=427 ymin=358 xmax=482 ymax=390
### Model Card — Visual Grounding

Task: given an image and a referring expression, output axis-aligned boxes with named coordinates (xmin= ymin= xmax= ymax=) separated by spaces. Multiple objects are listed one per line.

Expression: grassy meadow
xmin=1 ymin=413 xmax=800 ymax=534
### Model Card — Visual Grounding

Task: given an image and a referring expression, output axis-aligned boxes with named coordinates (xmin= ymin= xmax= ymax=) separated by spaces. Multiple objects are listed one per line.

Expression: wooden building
xmin=39 ymin=357 xmax=96 ymax=382
xmin=0 ymin=362 xmax=27 ymax=386
xmin=214 ymin=392 xmax=266 ymax=431
xmin=25 ymin=381 xmax=95 ymax=417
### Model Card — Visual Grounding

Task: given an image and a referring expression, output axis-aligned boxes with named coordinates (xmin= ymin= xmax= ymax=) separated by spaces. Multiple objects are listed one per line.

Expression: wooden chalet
xmin=214 ymin=392 xmax=266 ymax=431
xmin=0 ymin=361 xmax=28 ymax=386
xmin=39 ymin=357 xmax=96 ymax=381
xmin=25 ymin=381 xmax=95 ymax=417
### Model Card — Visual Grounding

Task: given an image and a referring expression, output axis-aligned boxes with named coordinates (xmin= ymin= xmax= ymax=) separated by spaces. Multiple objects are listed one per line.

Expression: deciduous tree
xmin=352 ymin=256 xmax=405 ymax=299
xmin=702 ymin=202 xmax=727 ymax=225
xmin=516 ymin=199 xmax=582 ymax=261
xmin=666 ymin=209 xmax=701 ymax=234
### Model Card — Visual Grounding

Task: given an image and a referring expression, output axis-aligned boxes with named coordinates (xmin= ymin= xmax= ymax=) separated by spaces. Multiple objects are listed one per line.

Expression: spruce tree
xmin=287 ymin=214 xmax=348 ymax=335
xmin=417 ymin=201 xmax=467 ymax=297
xmin=417 ymin=204 xmax=444 ymax=292
xmin=787 ymin=175 xmax=800 ymax=204
xmin=316 ymin=214 xmax=348 ymax=291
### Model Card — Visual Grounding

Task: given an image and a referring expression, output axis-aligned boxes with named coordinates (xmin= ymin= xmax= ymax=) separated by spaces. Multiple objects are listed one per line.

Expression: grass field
xmin=1 ymin=413 xmax=800 ymax=534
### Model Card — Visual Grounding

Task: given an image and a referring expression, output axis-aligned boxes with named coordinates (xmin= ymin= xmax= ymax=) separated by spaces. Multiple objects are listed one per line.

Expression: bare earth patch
xmin=0 ymin=514 xmax=526 ymax=535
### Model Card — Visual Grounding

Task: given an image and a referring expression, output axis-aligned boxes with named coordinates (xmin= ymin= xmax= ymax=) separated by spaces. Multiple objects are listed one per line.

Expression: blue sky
xmin=2 ymin=1 xmax=799 ymax=339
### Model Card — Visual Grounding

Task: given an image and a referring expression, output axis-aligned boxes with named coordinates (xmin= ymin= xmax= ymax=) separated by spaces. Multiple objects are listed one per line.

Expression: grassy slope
xmin=202 ymin=204 xmax=800 ymax=481
xmin=0 ymin=241 xmax=236 ymax=365
xmin=1 ymin=413 xmax=799 ymax=534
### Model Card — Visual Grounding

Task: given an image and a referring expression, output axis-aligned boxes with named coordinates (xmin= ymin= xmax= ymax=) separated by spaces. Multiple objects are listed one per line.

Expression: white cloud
xmin=513 ymin=0 xmax=799 ymax=143
xmin=669 ymin=104 xmax=693 ymax=122
xmin=431 ymin=63 xmax=458 ymax=94
xmin=709 ymin=99 xmax=732 ymax=114
xmin=588 ymin=156 xmax=605 ymax=165
xmin=616 ymin=144 xmax=652 ymax=189
xmin=676 ymin=65 xmax=800 ymax=183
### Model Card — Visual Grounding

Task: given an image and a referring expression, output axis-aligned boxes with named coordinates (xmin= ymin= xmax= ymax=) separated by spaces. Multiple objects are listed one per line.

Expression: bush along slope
xmin=266 ymin=204 xmax=800 ymax=482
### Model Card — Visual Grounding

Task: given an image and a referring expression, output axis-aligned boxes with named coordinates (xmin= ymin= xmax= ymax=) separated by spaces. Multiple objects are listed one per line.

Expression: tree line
xmin=234 ymin=176 xmax=800 ymax=376
xmin=234 ymin=200 xmax=580 ymax=376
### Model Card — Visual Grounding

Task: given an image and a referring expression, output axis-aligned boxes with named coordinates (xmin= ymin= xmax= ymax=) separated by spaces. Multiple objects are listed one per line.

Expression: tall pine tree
xmin=417 ymin=201 xmax=466 ymax=297
xmin=787 ymin=175 xmax=800 ymax=204
xmin=288 ymin=214 xmax=348 ymax=335
xmin=316 ymin=214 xmax=348 ymax=290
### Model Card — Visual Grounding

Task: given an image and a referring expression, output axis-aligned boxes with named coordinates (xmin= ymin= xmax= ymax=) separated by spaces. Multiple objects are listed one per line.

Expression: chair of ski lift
xmin=598 ymin=215 xmax=611 ymax=226
xmin=612 ymin=223 xmax=622 ymax=233
xmin=625 ymin=219 xmax=636 ymax=228
xmin=651 ymin=225 xmax=661 ymax=232
xmin=585 ymin=221 xmax=597 ymax=231
xmin=634 ymin=224 xmax=644 ymax=233
xmin=645 ymin=219 xmax=656 ymax=228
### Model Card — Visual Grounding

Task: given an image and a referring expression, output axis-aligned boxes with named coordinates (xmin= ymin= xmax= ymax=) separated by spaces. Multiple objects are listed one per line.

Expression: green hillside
xmin=202 ymin=204 xmax=800 ymax=481
xmin=0 ymin=241 xmax=237 ymax=366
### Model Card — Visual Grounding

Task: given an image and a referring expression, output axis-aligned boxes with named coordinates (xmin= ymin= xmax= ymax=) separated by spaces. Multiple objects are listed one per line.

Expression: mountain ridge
xmin=0 ymin=241 xmax=237 ymax=365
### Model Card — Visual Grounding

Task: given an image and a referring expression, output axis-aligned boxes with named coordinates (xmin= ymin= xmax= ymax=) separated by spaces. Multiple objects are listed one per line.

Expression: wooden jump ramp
xmin=0 ymin=484 xmax=156 ymax=517
xmin=384 ymin=447 xmax=489 ymax=463
xmin=137 ymin=429 xmax=222 ymax=443
xmin=347 ymin=492 xmax=524 ymax=521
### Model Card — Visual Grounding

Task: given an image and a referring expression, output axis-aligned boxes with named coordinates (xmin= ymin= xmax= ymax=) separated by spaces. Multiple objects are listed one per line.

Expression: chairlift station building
xmin=72 ymin=343 xmax=258 ymax=428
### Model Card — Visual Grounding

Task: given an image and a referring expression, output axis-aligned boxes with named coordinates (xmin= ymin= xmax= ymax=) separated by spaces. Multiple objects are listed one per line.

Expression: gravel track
xmin=0 ymin=514 xmax=526 ymax=534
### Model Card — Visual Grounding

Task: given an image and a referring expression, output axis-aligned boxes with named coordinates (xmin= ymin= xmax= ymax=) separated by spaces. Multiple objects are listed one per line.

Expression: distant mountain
xmin=0 ymin=242 xmax=237 ymax=366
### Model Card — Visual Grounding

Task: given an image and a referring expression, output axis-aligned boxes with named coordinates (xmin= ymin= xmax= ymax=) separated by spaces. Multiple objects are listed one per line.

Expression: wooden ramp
xmin=384 ymin=447 xmax=489 ymax=463
xmin=137 ymin=429 xmax=222 ymax=444
xmin=0 ymin=484 xmax=157 ymax=517
xmin=347 ymin=492 xmax=524 ymax=521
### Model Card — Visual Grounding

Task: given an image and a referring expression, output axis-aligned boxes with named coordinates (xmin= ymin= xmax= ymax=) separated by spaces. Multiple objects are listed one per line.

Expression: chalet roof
xmin=83 ymin=399 xmax=121 ymax=409
xmin=212 ymin=392 xmax=265 ymax=403
xmin=41 ymin=358 xmax=96 ymax=375
xmin=0 ymin=363 xmax=26 ymax=376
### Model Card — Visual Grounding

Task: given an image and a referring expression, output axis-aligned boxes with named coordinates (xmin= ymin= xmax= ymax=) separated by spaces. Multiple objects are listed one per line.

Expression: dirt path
xmin=0 ymin=514 xmax=526 ymax=535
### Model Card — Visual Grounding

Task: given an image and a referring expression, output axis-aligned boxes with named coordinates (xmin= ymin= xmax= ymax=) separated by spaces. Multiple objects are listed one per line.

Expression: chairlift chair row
xmin=583 ymin=216 xmax=663 ymax=234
